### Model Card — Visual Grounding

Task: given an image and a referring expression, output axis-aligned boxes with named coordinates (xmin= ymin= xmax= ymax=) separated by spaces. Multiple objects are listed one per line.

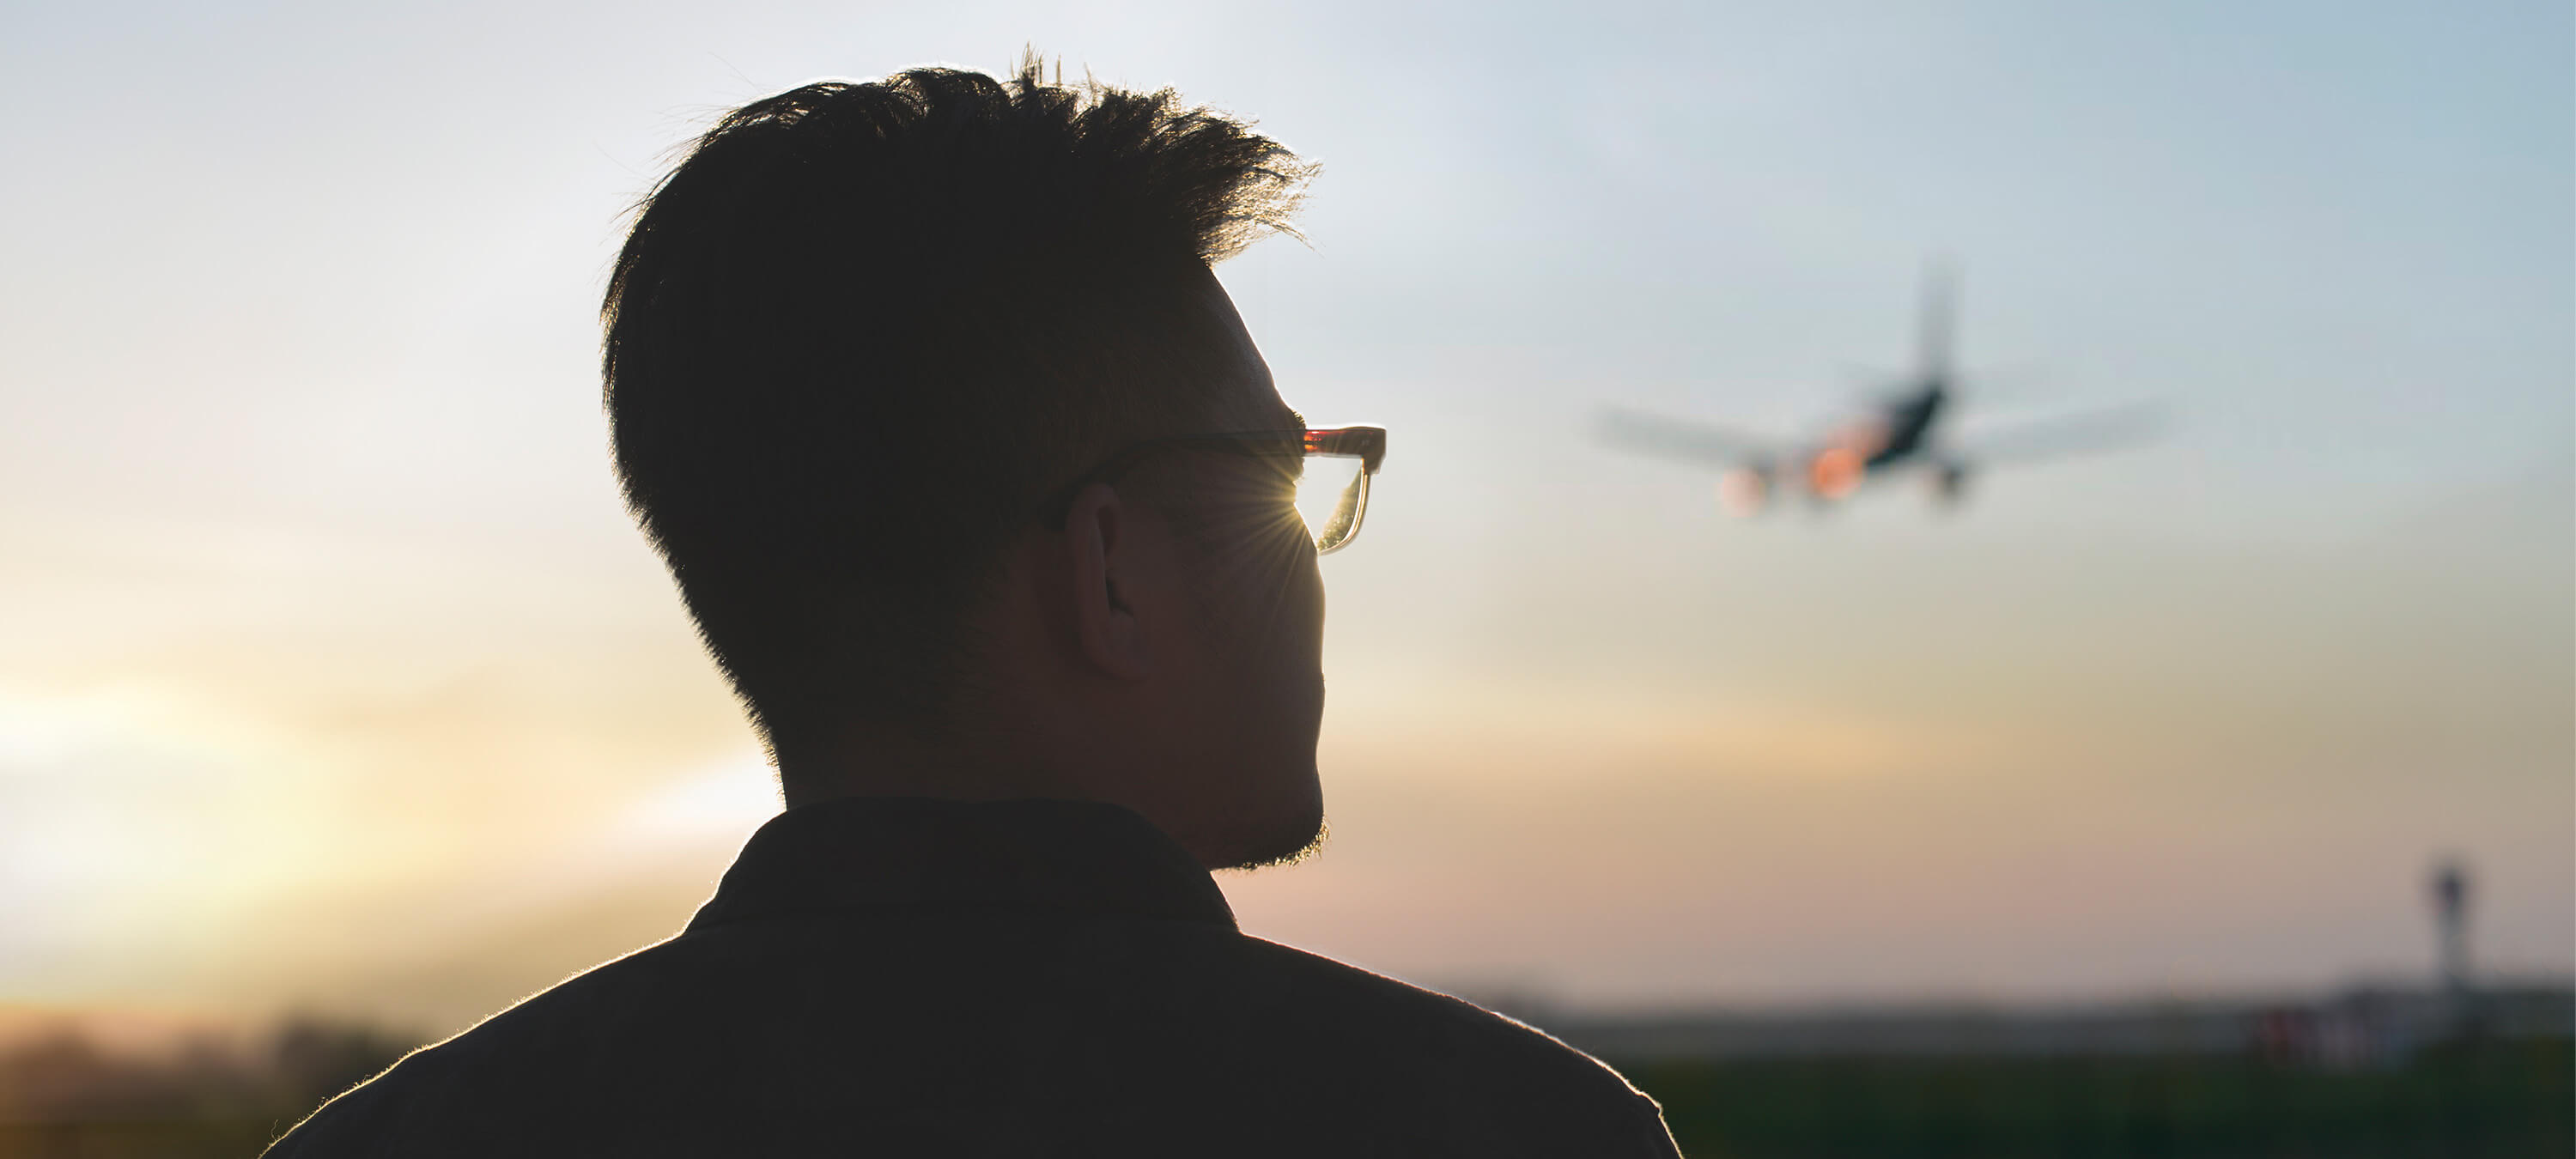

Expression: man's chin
xmin=1218 ymin=812 xmax=1328 ymax=871
xmin=1168 ymin=758 xmax=1323 ymax=871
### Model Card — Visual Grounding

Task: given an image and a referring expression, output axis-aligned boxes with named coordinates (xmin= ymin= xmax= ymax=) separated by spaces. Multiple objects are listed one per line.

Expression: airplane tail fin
xmin=1917 ymin=256 xmax=1959 ymax=385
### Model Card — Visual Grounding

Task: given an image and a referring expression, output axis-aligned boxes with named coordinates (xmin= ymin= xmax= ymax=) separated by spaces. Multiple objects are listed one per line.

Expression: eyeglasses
xmin=1043 ymin=425 xmax=1387 ymax=555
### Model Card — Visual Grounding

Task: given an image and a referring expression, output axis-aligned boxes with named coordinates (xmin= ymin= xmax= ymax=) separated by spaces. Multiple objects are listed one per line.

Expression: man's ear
xmin=1061 ymin=482 xmax=1155 ymax=681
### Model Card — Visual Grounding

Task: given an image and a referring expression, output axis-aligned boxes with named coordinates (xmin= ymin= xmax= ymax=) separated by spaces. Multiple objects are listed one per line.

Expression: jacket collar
xmin=687 ymin=795 xmax=1237 ymax=932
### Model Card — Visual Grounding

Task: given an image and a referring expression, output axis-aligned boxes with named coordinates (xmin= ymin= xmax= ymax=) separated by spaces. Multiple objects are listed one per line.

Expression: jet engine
xmin=1718 ymin=464 xmax=1772 ymax=516
xmin=1931 ymin=460 xmax=1972 ymax=507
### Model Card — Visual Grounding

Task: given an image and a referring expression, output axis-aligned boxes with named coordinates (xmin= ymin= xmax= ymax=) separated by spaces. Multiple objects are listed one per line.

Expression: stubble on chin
xmin=1217 ymin=813 xmax=1329 ymax=873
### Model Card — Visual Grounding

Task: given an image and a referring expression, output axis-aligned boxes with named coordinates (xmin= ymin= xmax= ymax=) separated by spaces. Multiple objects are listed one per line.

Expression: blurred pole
xmin=2428 ymin=858 xmax=2473 ymax=1039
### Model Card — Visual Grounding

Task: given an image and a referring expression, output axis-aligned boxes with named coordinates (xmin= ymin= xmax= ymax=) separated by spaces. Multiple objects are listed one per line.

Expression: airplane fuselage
xmin=1861 ymin=381 xmax=1946 ymax=470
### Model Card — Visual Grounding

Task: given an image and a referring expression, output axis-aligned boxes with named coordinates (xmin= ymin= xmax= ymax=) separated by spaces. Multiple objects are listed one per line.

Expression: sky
xmin=1 ymin=0 xmax=2567 ymax=1035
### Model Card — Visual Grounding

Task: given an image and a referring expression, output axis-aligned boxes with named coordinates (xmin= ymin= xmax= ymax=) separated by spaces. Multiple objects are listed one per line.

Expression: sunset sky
xmin=3 ymin=0 xmax=2567 ymax=1035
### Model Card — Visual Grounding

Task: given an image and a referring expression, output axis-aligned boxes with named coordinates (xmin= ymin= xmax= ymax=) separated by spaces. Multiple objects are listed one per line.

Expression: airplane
xmin=1598 ymin=264 xmax=2162 ymax=515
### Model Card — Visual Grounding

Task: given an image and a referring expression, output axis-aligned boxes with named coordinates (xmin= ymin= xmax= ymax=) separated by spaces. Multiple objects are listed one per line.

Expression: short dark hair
xmin=603 ymin=56 xmax=1312 ymax=751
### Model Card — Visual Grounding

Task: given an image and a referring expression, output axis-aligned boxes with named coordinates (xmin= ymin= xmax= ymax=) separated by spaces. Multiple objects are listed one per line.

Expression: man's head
xmin=603 ymin=58 xmax=1331 ymax=867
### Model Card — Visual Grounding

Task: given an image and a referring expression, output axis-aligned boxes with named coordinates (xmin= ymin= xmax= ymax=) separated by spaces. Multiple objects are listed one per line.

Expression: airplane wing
xmin=1596 ymin=406 xmax=1787 ymax=468
xmin=1956 ymin=401 xmax=2167 ymax=464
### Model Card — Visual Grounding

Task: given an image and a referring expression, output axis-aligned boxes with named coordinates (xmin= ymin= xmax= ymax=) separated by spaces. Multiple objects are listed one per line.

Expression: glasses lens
xmin=1294 ymin=452 xmax=1370 ymax=554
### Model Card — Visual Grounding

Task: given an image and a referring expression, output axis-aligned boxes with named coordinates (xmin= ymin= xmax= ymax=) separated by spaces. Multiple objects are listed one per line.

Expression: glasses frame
xmin=1042 ymin=425 xmax=1387 ymax=555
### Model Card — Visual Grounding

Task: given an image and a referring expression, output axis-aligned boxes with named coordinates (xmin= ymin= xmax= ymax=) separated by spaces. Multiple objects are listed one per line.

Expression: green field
xmin=1620 ymin=1040 xmax=2573 ymax=1158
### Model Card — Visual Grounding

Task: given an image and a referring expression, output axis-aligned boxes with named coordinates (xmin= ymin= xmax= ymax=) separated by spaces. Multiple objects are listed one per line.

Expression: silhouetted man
xmin=267 ymin=58 xmax=1680 ymax=1157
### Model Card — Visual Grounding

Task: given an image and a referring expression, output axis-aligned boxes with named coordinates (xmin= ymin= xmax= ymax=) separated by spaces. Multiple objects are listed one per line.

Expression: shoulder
xmin=260 ymin=1015 xmax=533 ymax=1158
xmin=258 ymin=1039 xmax=451 ymax=1159
xmin=262 ymin=936 xmax=704 ymax=1157
xmin=1199 ymin=935 xmax=1680 ymax=1156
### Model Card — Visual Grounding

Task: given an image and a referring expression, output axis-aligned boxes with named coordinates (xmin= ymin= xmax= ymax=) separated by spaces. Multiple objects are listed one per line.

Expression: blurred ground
xmin=1631 ymin=1040 xmax=2571 ymax=1158
xmin=0 ymin=1013 xmax=407 ymax=1159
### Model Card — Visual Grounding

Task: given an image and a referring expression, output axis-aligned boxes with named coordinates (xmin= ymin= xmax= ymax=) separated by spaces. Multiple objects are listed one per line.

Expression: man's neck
xmin=775 ymin=729 xmax=1090 ymax=811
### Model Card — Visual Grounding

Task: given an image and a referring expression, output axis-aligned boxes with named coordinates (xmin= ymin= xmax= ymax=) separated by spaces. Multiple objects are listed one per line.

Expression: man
xmin=268 ymin=58 xmax=1680 ymax=1156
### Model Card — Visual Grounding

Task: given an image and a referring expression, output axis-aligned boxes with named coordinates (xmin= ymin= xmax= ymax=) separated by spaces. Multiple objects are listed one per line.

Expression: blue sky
xmin=0 ymin=1 xmax=2565 ymax=1028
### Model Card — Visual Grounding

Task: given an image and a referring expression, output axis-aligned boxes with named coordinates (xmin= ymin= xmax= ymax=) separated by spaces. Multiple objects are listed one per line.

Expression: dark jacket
xmin=265 ymin=796 xmax=1681 ymax=1157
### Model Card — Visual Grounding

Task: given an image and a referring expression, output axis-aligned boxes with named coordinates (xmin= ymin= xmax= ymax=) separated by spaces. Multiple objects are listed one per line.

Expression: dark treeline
xmin=0 ymin=1017 xmax=414 ymax=1159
